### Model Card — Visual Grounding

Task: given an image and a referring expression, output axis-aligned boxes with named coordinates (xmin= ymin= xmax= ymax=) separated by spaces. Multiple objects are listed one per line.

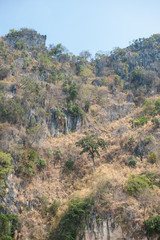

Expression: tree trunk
xmin=92 ymin=156 xmax=96 ymax=171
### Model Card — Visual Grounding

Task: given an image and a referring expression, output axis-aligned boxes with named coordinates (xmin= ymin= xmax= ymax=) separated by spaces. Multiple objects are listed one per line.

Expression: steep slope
xmin=0 ymin=29 xmax=160 ymax=240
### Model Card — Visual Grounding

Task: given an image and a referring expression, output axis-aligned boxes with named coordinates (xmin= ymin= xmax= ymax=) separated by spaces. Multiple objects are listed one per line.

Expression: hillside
xmin=1 ymin=28 xmax=160 ymax=240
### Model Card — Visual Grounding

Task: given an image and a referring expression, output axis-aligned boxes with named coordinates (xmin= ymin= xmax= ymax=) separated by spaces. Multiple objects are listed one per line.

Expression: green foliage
xmin=0 ymin=39 xmax=7 ymax=57
xmin=125 ymin=173 xmax=158 ymax=196
xmin=17 ymin=149 xmax=46 ymax=177
xmin=0 ymin=94 xmax=24 ymax=124
xmin=48 ymin=200 xmax=60 ymax=216
xmin=143 ymin=99 xmax=154 ymax=115
xmin=0 ymin=151 xmax=13 ymax=196
xmin=68 ymin=83 xmax=78 ymax=101
xmin=144 ymin=215 xmax=160 ymax=235
xmin=0 ymin=68 xmax=10 ymax=80
xmin=22 ymin=59 xmax=30 ymax=69
xmin=53 ymin=198 xmax=94 ymax=240
xmin=38 ymin=54 xmax=51 ymax=72
xmin=48 ymin=149 xmax=53 ymax=158
xmin=128 ymin=156 xmax=137 ymax=167
xmin=36 ymin=157 xmax=47 ymax=169
xmin=21 ymin=77 xmax=41 ymax=95
xmin=148 ymin=151 xmax=157 ymax=164
xmin=68 ymin=101 xmax=84 ymax=117
xmin=154 ymin=99 xmax=160 ymax=112
xmin=132 ymin=116 xmax=148 ymax=127
xmin=129 ymin=135 xmax=135 ymax=142
xmin=144 ymin=135 xmax=155 ymax=144
xmin=15 ymin=39 xmax=26 ymax=50
xmin=76 ymin=135 xmax=107 ymax=170
xmin=49 ymin=44 xmax=66 ymax=58
xmin=152 ymin=117 xmax=160 ymax=127
xmin=84 ymin=100 xmax=90 ymax=113
xmin=0 ymin=213 xmax=19 ymax=240
xmin=65 ymin=158 xmax=74 ymax=170
xmin=54 ymin=108 xmax=65 ymax=120
xmin=55 ymin=148 xmax=63 ymax=160
xmin=131 ymin=66 xmax=144 ymax=84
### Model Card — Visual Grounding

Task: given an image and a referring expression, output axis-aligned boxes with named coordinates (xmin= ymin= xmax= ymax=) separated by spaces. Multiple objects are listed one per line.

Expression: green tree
xmin=76 ymin=135 xmax=107 ymax=171
xmin=0 ymin=151 xmax=13 ymax=196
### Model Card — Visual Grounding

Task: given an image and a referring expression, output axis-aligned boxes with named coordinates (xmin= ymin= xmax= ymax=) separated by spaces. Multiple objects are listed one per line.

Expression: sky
xmin=0 ymin=0 xmax=160 ymax=56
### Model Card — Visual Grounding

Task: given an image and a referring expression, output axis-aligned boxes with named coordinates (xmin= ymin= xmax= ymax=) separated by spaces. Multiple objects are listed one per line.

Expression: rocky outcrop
xmin=49 ymin=108 xmax=82 ymax=137
xmin=102 ymin=103 xmax=134 ymax=122
xmin=77 ymin=213 xmax=158 ymax=240
xmin=4 ymin=29 xmax=46 ymax=50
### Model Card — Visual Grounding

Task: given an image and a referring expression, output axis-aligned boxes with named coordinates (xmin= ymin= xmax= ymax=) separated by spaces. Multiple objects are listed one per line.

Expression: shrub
xmin=142 ymin=99 xmax=154 ymax=115
xmin=125 ymin=174 xmax=153 ymax=196
xmin=54 ymin=108 xmax=65 ymax=120
xmin=144 ymin=135 xmax=155 ymax=144
xmin=67 ymin=101 xmax=84 ymax=117
xmin=15 ymin=39 xmax=26 ymax=50
xmin=132 ymin=116 xmax=148 ymax=127
xmin=148 ymin=151 xmax=157 ymax=164
xmin=0 ymin=151 xmax=13 ymax=197
xmin=154 ymin=99 xmax=160 ymax=113
xmin=48 ymin=200 xmax=60 ymax=216
xmin=151 ymin=117 xmax=160 ymax=127
xmin=36 ymin=157 xmax=47 ymax=169
xmin=144 ymin=215 xmax=160 ymax=235
xmin=55 ymin=148 xmax=63 ymax=160
xmin=0 ymin=68 xmax=10 ymax=80
xmin=68 ymin=83 xmax=78 ymax=101
xmin=65 ymin=158 xmax=74 ymax=170
xmin=84 ymin=100 xmax=90 ymax=113
xmin=0 ymin=98 xmax=24 ymax=124
xmin=128 ymin=156 xmax=137 ymax=167
xmin=48 ymin=149 xmax=53 ymax=158
xmin=0 ymin=213 xmax=19 ymax=239
xmin=129 ymin=135 xmax=135 ymax=142
xmin=52 ymin=198 xmax=94 ymax=240
xmin=17 ymin=149 xmax=46 ymax=177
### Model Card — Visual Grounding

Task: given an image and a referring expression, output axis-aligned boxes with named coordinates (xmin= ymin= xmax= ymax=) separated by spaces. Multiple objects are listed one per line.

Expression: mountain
xmin=0 ymin=28 xmax=160 ymax=239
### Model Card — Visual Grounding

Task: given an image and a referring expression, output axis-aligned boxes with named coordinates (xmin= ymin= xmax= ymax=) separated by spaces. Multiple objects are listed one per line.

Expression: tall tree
xmin=76 ymin=135 xmax=107 ymax=171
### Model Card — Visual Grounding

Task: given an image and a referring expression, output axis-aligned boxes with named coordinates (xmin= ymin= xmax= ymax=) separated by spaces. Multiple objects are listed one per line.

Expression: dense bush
xmin=65 ymin=158 xmax=74 ymax=170
xmin=48 ymin=200 xmax=60 ymax=216
xmin=67 ymin=101 xmax=84 ymax=117
xmin=132 ymin=116 xmax=148 ymax=127
xmin=15 ymin=39 xmax=26 ymax=50
xmin=128 ymin=156 xmax=137 ymax=167
xmin=144 ymin=135 xmax=155 ymax=144
xmin=148 ymin=151 xmax=157 ymax=164
xmin=152 ymin=117 xmax=160 ymax=127
xmin=0 ymin=93 xmax=24 ymax=124
xmin=142 ymin=99 xmax=154 ymax=115
xmin=68 ymin=83 xmax=78 ymax=101
xmin=52 ymin=198 xmax=94 ymax=240
xmin=125 ymin=174 xmax=153 ymax=196
xmin=0 ymin=151 xmax=13 ymax=197
xmin=17 ymin=149 xmax=47 ymax=177
xmin=0 ymin=68 xmax=10 ymax=80
xmin=0 ymin=213 xmax=19 ymax=240
xmin=144 ymin=214 xmax=160 ymax=235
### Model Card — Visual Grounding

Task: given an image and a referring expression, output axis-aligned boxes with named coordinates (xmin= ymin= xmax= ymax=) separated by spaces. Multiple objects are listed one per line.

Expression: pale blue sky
xmin=0 ymin=0 xmax=160 ymax=56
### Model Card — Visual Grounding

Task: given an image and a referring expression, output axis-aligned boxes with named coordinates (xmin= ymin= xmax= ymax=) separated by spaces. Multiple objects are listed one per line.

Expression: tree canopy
xmin=76 ymin=135 xmax=107 ymax=171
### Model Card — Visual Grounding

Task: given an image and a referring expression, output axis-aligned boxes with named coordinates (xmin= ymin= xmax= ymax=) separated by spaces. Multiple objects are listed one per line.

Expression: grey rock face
xmin=49 ymin=108 xmax=82 ymax=137
xmin=102 ymin=103 xmax=133 ymax=122
xmin=77 ymin=213 xmax=150 ymax=240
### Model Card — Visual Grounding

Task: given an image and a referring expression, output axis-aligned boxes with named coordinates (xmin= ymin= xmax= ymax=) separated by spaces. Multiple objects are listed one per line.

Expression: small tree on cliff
xmin=76 ymin=135 xmax=107 ymax=171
